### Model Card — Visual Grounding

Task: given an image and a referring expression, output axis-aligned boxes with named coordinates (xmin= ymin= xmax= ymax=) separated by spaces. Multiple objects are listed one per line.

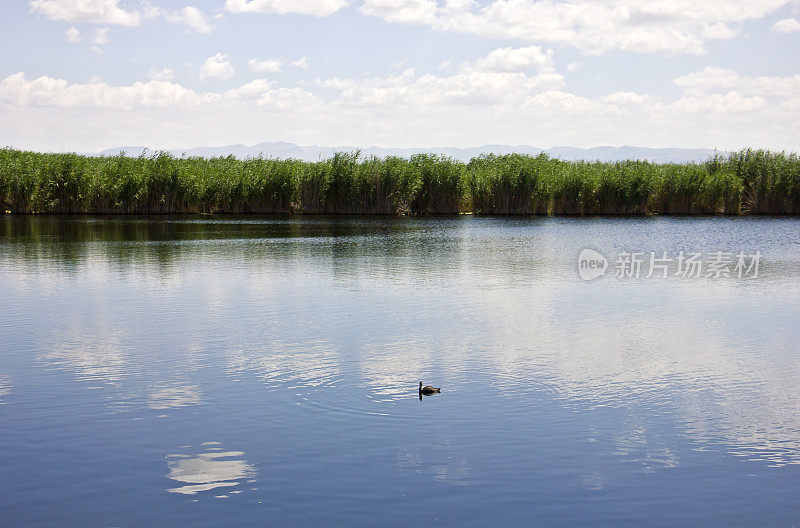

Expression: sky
xmin=1 ymin=0 xmax=799 ymax=152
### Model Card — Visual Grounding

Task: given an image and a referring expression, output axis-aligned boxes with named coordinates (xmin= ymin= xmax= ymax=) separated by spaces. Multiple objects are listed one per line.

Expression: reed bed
xmin=1 ymin=147 xmax=798 ymax=215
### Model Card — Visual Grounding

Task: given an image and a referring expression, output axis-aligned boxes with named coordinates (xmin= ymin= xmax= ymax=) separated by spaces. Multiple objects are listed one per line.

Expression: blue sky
xmin=1 ymin=0 xmax=799 ymax=152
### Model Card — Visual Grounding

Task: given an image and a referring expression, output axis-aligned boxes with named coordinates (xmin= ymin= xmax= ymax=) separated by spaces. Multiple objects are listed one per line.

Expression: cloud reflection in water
xmin=166 ymin=443 xmax=256 ymax=496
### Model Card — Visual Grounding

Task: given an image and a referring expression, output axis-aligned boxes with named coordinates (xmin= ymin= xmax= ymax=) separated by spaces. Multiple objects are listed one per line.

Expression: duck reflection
xmin=166 ymin=442 xmax=256 ymax=496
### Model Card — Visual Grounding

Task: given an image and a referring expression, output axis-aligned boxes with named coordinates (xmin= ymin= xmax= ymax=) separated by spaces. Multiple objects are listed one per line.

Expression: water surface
xmin=1 ymin=215 xmax=799 ymax=526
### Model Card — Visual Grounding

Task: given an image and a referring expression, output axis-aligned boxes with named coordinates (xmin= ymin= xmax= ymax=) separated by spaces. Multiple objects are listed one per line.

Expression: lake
xmin=1 ymin=215 xmax=799 ymax=527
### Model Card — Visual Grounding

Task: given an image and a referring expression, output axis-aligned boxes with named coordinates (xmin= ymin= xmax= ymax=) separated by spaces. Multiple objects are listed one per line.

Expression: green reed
xmin=1 ymin=147 xmax=798 ymax=215
xmin=467 ymin=153 xmax=551 ymax=214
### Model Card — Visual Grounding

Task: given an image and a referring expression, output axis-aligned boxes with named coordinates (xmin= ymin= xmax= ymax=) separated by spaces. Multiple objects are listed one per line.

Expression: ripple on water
xmin=147 ymin=382 xmax=202 ymax=410
xmin=226 ymin=342 xmax=343 ymax=390
xmin=0 ymin=375 xmax=11 ymax=404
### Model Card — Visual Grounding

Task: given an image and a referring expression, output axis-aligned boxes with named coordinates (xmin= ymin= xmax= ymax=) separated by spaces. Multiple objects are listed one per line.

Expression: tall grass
xmin=298 ymin=152 xmax=423 ymax=214
xmin=467 ymin=153 xmax=551 ymax=214
xmin=727 ymin=149 xmax=800 ymax=214
xmin=1 ymin=147 xmax=798 ymax=215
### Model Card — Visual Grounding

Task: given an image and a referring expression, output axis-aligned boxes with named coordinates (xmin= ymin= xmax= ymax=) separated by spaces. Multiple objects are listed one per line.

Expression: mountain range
xmin=96 ymin=142 xmax=728 ymax=164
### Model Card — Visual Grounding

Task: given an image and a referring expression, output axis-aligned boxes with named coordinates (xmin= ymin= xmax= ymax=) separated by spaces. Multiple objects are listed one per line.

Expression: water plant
xmin=1 ymin=147 xmax=798 ymax=215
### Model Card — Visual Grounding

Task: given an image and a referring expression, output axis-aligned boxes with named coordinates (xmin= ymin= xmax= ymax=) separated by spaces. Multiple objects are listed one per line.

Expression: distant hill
xmin=96 ymin=142 xmax=727 ymax=164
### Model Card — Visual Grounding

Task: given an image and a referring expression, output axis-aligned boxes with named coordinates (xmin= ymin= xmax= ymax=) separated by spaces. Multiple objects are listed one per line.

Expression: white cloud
xmin=223 ymin=0 xmax=348 ymax=17
xmin=357 ymin=0 xmax=791 ymax=55
xmin=674 ymin=66 xmax=740 ymax=90
xmin=166 ymin=6 xmax=213 ymax=34
xmin=30 ymin=0 xmax=141 ymax=26
xmin=602 ymin=91 xmax=651 ymax=105
xmin=291 ymin=56 xmax=309 ymax=69
xmin=245 ymin=56 xmax=310 ymax=73
xmin=772 ymin=17 xmax=800 ymax=32
xmin=672 ymin=91 xmax=768 ymax=114
xmin=321 ymin=47 xmax=562 ymax=107
xmin=90 ymin=46 xmax=103 ymax=54
xmin=522 ymin=90 xmax=596 ymax=115
xmin=668 ymin=66 xmax=800 ymax=119
xmin=323 ymin=69 xmax=564 ymax=108
xmin=2 ymin=62 xmax=799 ymax=154
xmin=465 ymin=45 xmax=554 ymax=73
xmin=314 ymin=61 xmax=800 ymax=147
xmin=224 ymin=79 xmax=276 ymax=99
xmin=248 ymin=58 xmax=282 ymax=73
xmin=139 ymin=4 xmax=213 ymax=33
xmin=141 ymin=1 xmax=161 ymax=19
xmin=0 ymin=71 xmax=325 ymax=112
xmin=93 ymin=27 xmax=110 ymax=44
xmin=0 ymin=72 xmax=328 ymax=153
xmin=224 ymin=80 xmax=318 ymax=108
xmin=360 ymin=0 xmax=437 ymax=24
xmin=675 ymin=66 xmax=800 ymax=98
xmin=200 ymin=53 xmax=235 ymax=80
xmin=148 ymin=67 xmax=175 ymax=81
xmin=0 ymin=72 xmax=216 ymax=109
xmin=64 ymin=26 xmax=82 ymax=43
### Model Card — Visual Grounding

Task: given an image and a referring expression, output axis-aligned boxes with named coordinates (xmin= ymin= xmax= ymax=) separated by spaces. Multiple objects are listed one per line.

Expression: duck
xmin=419 ymin=381 xmax=441 ymax=395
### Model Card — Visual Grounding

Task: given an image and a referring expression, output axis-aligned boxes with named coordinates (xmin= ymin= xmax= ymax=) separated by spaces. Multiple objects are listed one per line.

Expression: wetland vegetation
xmin=1 ymin=148 xmax=798 ymax=215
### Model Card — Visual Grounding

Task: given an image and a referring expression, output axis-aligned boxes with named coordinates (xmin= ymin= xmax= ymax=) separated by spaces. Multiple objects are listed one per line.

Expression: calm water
xmin=1 ymin=215 xmax=800 ymax=527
